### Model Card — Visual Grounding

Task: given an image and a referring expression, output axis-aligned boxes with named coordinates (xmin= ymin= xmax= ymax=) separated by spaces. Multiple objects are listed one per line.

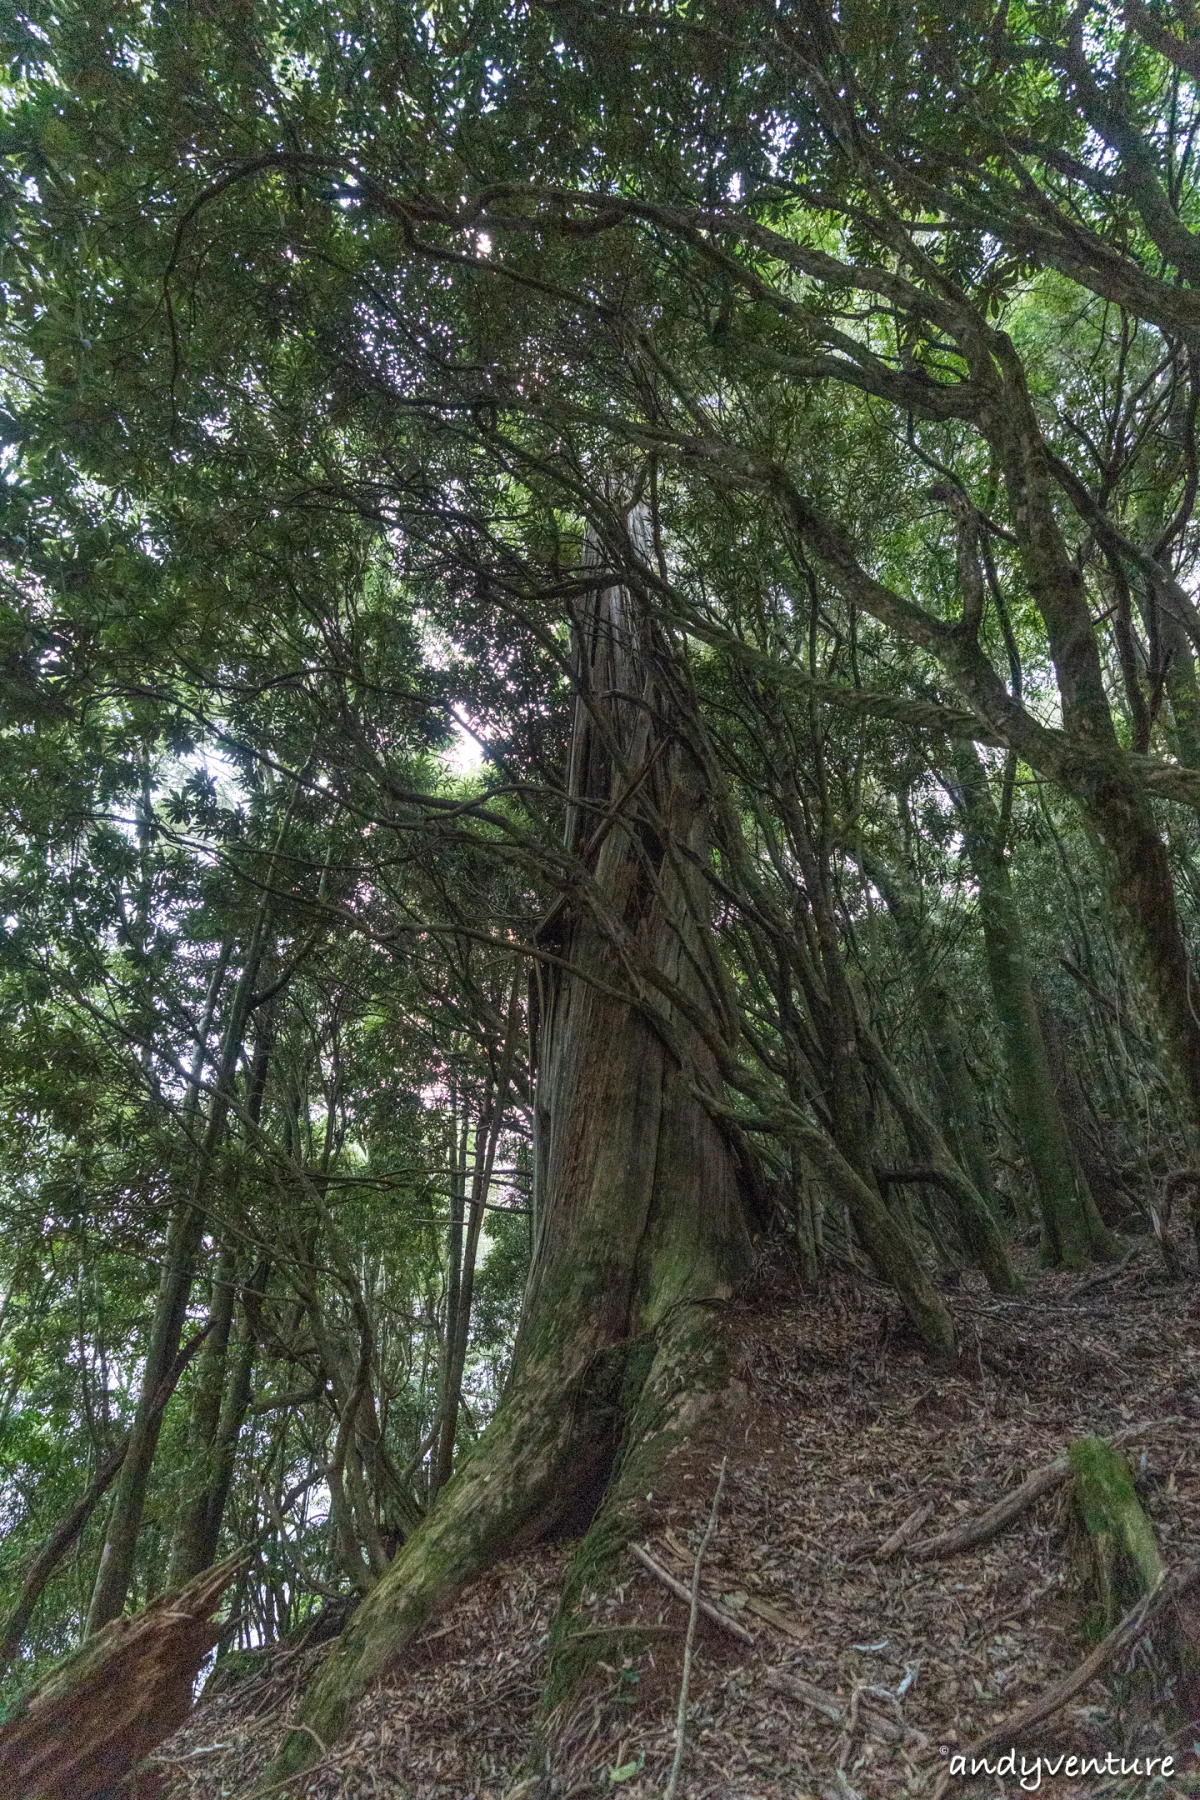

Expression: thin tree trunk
xmin=952 ymin=743 xmax=1119 ymax=1268
xmin=168 ymin=1028 xmax=277 ymax=1587
xmin=431 ymin=973 xmax=522 ymax=1496
xmin=862 ymin=847 xmax=1006 ymax=1218
xmin=1142 ymin=598 xmax=1200 ymax=768
xmin=192 ymin=1287 xmax=258 ymax=1572
xmin=166 ymin=1240 xmax=238 ymax=1588
xmin=429 ymin=1100 xmax=468 ymax=1503
xmin=859 ymin=1021 xmax=1019 ymax=1294
xmin=0 ymin=1323 xmax=212 ymax=1678
xmin=86 ymin=928 xmax=265 ymax=1634
xmin=986 ymin=360 xmax=1200 ymax=1149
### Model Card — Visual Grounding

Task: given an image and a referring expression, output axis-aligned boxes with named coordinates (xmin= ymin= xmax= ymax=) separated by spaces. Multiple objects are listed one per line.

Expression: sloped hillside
xmin=150 ymin=1253 xmax=1200 ymax=1800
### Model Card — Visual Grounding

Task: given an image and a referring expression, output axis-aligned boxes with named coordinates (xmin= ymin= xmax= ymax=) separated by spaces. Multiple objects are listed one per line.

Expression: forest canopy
xmin=2 ymin=0 xmax=1200 ymax=1790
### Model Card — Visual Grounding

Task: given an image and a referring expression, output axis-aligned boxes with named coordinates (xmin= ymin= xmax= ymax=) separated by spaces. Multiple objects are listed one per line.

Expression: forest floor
xmin=150 ymin=1248 xmax=1200 ymax=1800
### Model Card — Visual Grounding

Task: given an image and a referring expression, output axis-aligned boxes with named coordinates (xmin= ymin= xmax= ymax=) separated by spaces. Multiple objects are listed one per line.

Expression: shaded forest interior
xmin=2 ymin=1 xmax=1200 ymax=1795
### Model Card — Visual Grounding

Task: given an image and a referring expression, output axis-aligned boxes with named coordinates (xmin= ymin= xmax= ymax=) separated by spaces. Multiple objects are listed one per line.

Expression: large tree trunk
xmin=254 ymin=514 xmax=756 ymax=1788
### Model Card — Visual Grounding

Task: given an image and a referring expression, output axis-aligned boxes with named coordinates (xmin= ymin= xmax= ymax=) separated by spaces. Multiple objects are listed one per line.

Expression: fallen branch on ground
xmin=766 ymin=1669 xmax=916 ymax=1745
xmin=743 ymin=1594 xmax=808 ymax=1638
xmin=628 ymin=1543 xmax=755 ymax=1646
xmin=906 ymin=1417 xmax=1182 ymax=1562
xmin=875 ymin=1499 xmax=935 ymax=1561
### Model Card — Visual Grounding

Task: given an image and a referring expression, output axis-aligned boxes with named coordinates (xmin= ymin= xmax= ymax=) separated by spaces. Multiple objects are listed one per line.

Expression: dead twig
xmin=664 ymin=1456 xmax=726 ymax=1800
xmin=628 ymin=1543 xmax=755 ymax=1646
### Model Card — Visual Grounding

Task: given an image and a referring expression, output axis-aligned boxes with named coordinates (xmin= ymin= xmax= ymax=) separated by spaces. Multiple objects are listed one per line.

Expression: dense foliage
xmin=2 ymin=0 xmax=1200 ymax=1727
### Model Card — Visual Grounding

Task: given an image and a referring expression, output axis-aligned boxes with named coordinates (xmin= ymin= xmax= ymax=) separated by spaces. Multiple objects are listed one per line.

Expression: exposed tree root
xmin=533 ymin=1300 xmax=743 ymax=1775
xmin=250 ymin=1340 xmax=625 ymax=1790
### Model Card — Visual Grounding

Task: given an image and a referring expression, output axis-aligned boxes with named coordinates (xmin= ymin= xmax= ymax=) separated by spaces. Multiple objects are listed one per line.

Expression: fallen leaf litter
xmin=150 ymin=1249 xmax=1200 ymax=1800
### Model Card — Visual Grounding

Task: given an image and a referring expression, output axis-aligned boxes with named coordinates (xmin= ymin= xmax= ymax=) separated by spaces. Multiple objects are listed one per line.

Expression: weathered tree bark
xmin=951 ymin=743 xmax=1120 ymax=1267
xmin=253 ymin=513 xmax=758 ymax=1788
xmin=0 ymin=1554 xmax=247 ymax=1800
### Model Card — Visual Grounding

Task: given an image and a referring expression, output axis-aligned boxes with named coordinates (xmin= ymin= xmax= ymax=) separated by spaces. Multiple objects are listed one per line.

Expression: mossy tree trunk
xmin=864 ymin=850 xmax=1004 ymax=1212
xmin=1069 ymin=1436 xmax=1164 ymax=1635
xmin=254 ymin=515 xmax=756 ymax=1789
xmin=951 ymin=743 xmax=1119 ymax=1268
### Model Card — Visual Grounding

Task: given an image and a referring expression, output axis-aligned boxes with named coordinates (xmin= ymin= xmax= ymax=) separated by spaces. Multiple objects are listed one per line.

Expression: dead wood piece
xmin=764 ymin=1669 xmax=845 ymax=1723
xmin=0 ymin=1551 xmax=249 ymax=1800
xmin=628 ymin=1543 xmax=756 ymax=1646
xmin=765 ymin=1670 xmax=907 ymax=1742
xmin=907 ymin=1460 xmax=1067 ymax=1563
xmin=876 ymin=1499 xmax=935 ymax=1561
xmin=743 ymin=1595 xmax=808 ymax=1638
xmin=906 ymin=1417 xmax=1183 ymax=1562
xmin=933 ymin=1555 xmax=1200 ymax=1796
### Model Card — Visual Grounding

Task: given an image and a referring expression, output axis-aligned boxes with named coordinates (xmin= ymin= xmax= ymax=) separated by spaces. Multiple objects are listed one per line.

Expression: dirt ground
xmin=149 ymin=1247 xmax=1200 ymax=1800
